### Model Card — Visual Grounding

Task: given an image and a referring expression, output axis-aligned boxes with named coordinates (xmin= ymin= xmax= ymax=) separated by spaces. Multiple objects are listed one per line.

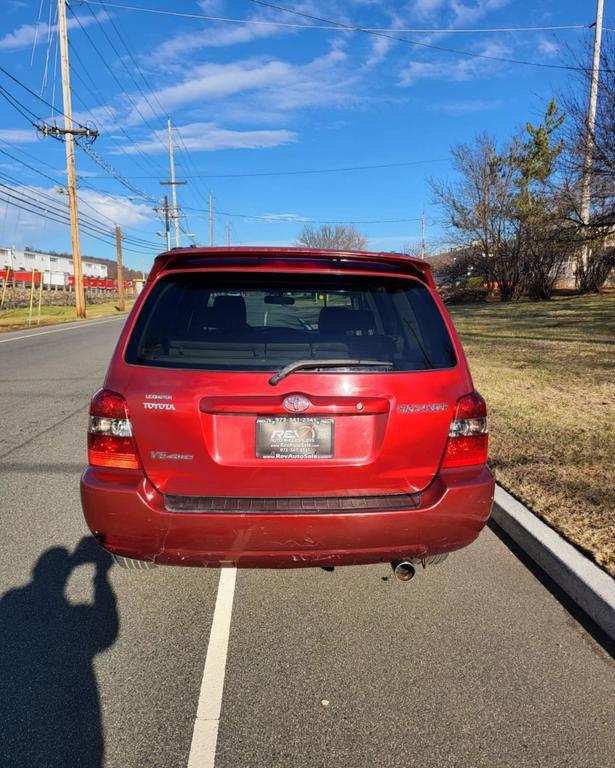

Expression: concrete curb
xmin=492 ymin=485 xmax=615 ymax=641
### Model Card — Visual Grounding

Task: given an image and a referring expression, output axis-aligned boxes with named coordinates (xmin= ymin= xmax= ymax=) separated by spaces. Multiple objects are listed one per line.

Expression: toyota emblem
xmin=283 ymin=394 xmax=310 ymax=413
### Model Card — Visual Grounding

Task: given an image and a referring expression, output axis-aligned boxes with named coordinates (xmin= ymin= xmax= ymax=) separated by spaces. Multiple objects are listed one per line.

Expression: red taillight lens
xmin=87 ymin=388 xmax=141 ymax=470
xmin=442 ymin=391 xmax=488 ymax=468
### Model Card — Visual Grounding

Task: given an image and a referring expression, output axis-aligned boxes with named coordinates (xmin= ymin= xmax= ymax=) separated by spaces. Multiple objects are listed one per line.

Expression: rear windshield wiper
xmin=269 ymin=359 xmax=393 ymax=386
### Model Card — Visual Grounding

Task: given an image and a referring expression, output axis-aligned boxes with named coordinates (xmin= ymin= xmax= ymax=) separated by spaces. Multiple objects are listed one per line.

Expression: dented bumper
xmin=80 ymin=466 xmax=495 ymax=568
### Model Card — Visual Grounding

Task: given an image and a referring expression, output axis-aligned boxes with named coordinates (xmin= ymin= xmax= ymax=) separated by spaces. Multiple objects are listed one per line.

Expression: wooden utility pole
xmin=153 ymin=194 xmax=172 ymax=250
xmin=115 ymin=224 xmax=125 ymax=312
xmin=167 ymin=118 xmax=180 ymax=248
xmin=579 ymin=0 xmax=604 ymax=271
xmin=58 ymin=0 xmax=86 ymax=319
xmin=163 ymin=194 xmax=170 ymax=250
xmin=160 ymin=119 xmax=186 ymax=249
xmin=209 ymin=192 xmax=214 ymax=246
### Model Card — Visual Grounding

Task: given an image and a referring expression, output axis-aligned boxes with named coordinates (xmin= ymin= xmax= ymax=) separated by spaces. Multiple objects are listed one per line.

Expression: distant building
xmin=0 ymin=247 xmax=107 ymax=288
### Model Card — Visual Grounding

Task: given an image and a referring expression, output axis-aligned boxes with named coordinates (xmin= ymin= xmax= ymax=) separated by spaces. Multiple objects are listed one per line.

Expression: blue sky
xmin=0 ymin=0 xmax=607 ymax=270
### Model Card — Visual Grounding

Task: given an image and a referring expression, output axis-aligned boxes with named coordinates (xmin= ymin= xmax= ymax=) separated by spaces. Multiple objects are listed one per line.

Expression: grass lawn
xmin=448 ymin=293 xmax=615 ymax=577
xmin=0 ymin=301 xmax=133 ymax=332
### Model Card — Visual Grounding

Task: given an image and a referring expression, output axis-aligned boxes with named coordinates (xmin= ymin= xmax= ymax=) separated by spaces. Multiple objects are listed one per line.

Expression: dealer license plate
xmin=256 ymin=417 xmax=334 ymax=459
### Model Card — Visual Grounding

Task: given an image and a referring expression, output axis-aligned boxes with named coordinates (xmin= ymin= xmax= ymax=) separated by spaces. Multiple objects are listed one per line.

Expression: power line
xmin=78 ymin=1 xmax=594 ymax=35
xmin=93 ymin=0 xmax=166 ymax=116
xmin=86 ymin=3 xmax=209 ymax=240
xmin=210 ymin=208 xmax=424 ymax=224
xmin=247 ymin=0 xmax=609 ymax=73
xmin=0 ymin=141 xmax=158 ymax=246
xmin=0 ymin=167 xmax=159 ymax=249
xmin=0 ymin=186 xmax=154 ymax=255
xmin=0 ymin=64 xmax=91 ymax=129
xmin=0 ymin=85 xmax=45 ymax=129
xmin=71 ymin=3 xmax=170 ymax=156
xmin=81 ymin=1 xmax=202 ymax=240
xmin=73 ymin=156 xmax=450 ymax=180
xmin=67 ymin=39 xmax=167 ymax=177
xmin=74 ymin=137 xmax=156 ymax=202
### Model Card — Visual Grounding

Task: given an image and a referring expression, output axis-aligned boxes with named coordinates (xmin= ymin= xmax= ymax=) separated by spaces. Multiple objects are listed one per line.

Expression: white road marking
xmin=188 ymin=568 xmax=237 ymax=768
xmin=0 ymin=316 xmax=124 ymax=344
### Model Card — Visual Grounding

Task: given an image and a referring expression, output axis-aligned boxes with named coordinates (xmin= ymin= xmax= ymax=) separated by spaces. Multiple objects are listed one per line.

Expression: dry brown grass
xmin=449 ymin=293 xmax=615 ymax=577
xmin=0 ymin=301 xmax=133 ymax=332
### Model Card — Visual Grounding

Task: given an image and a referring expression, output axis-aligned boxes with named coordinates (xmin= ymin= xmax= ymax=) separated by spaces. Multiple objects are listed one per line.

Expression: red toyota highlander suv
xmin=81 ymin=247 xmax=494 ymax=577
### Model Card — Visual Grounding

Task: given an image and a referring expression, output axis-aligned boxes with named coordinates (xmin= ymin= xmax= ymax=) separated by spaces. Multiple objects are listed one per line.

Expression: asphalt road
xmin=0 ymin=317 xmax=613 ymax=768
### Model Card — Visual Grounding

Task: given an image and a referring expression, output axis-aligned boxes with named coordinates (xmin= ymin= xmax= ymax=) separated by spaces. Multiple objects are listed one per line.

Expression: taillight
xmin=442 ymin=391 xmax=488 ymax=468
xmin=88 ymin=388 xmax=141 ymax=470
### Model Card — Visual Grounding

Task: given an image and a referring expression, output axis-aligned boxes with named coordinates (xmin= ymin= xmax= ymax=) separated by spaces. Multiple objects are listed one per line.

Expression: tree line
xmin=431 ymin=40 xmax=614 ymax=301
xmin=295 ymin=37 xmax=613 ymax=303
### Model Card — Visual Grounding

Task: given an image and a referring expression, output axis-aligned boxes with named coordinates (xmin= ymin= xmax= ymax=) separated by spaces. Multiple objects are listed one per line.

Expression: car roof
xmin=148 ymin=246 xmax=435 ymax=288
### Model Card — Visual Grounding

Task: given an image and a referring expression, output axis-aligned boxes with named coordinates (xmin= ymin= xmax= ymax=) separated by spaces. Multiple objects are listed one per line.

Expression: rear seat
xmin=318 ymin=307 xmax=394 ymax=358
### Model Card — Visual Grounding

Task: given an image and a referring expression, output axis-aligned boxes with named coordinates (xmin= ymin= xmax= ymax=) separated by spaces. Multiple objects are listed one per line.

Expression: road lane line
xmin=188 ymin=568 xmax=237 ymax=768
xmin=0 ymin=316 xmax=125 ymax=344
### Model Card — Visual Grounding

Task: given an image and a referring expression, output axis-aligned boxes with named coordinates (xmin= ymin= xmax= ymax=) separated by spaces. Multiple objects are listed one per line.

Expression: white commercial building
xmin=0 ymin=246 xmax=107 ymax=287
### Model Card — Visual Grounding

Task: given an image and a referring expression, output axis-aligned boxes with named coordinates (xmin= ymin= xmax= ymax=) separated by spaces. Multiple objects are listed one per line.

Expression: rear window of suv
xmin=125 ymin=272 xmax=456 ymax=372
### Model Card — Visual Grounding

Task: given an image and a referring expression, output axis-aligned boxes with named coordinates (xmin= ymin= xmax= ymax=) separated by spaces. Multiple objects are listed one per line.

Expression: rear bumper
xmin=80 ymin=466 xmax=494 ymax=568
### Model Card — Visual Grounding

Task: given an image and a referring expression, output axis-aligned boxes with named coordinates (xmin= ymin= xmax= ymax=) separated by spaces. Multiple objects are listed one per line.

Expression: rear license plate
xmin=256 ymin=417 xmax=334 ymax=459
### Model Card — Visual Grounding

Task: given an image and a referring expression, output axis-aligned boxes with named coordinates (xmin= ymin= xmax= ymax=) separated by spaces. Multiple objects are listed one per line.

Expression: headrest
xmin=212 ymin=295 xmax=247 ymax=330
xmin=319 ymin=307 xmax=375 ymax=335
xmin=194 ymin=306 xmax=217 ymax=329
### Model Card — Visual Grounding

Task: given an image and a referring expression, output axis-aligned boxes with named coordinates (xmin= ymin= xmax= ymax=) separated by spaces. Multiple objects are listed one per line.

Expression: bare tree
xmin=296 ymin=224 xmax=367 ymax=250
xmin=432 ymin=102 xmax=578 ymax=301
xmin=561 ymin=35 xmax=615 ymax=291
xmin=431 ymin=134 xmax=523 ymax=301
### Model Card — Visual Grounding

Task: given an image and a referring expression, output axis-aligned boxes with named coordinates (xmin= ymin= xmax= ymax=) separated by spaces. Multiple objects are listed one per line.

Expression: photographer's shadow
xmin=0 ymin=538 xmax=118 ymax=767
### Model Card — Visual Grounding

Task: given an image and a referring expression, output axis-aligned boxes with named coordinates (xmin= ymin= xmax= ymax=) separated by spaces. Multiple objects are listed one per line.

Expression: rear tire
xmin=112 ymin=554 xmax=157 ymax=570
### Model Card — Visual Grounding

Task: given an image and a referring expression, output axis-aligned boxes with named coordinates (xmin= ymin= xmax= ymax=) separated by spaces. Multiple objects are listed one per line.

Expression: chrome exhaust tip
xmin=391 ymin=560 xmax=416 ymax=581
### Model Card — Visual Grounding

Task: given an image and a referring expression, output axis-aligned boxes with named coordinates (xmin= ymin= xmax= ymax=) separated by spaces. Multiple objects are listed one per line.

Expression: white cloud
xmin=257 ymin=213 xmax=310 ymax=222
xmin=450 ymin=0 xmax=510 ymax=25
xmin=114 ymin=122 xmax=297 ymax=155
xmin=0 ymin=12 xmax=107 ymax=52
xmin=408 ymin=0 xmax=510 ymax=24
xmin=78 ymin=189 xmax=153 ymax=228
xmin=120 ymin=44 xmax=357 ymax=127
xmin=411 ymin=0 xmax=448 ymax=18
xmin=150 ymin=21 xmax=283 ymax=66
xmin=428 ymin=98 xmax=503 ymax=112
xmin=399 ymin=40 xmax=510 ymax=84
xmin=0 ymin=185 xmax=153 ymax=245
xmin=123 ymin=59 xmax=293 ymax=125
xmin=365 ymin=34 xmax=394 ymax=67
xmin=72 ymin=106 xmax=119 ymax=133
xmin=538 ymin=38 xmax=559 ymax=57
xmin=197 ymin=0 xmax=225 ymax=12
xmin=0 ymin=129 xmax=38 ymax=144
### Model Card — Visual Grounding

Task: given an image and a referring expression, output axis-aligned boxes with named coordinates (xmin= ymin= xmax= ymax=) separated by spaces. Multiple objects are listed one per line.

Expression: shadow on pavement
xmin=0 ymin=537 xmax=118 ymax=767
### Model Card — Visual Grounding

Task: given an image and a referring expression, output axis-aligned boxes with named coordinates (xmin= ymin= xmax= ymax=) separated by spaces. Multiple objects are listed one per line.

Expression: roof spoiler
xmin=147 ymin=247 xmax=435 ymax=289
